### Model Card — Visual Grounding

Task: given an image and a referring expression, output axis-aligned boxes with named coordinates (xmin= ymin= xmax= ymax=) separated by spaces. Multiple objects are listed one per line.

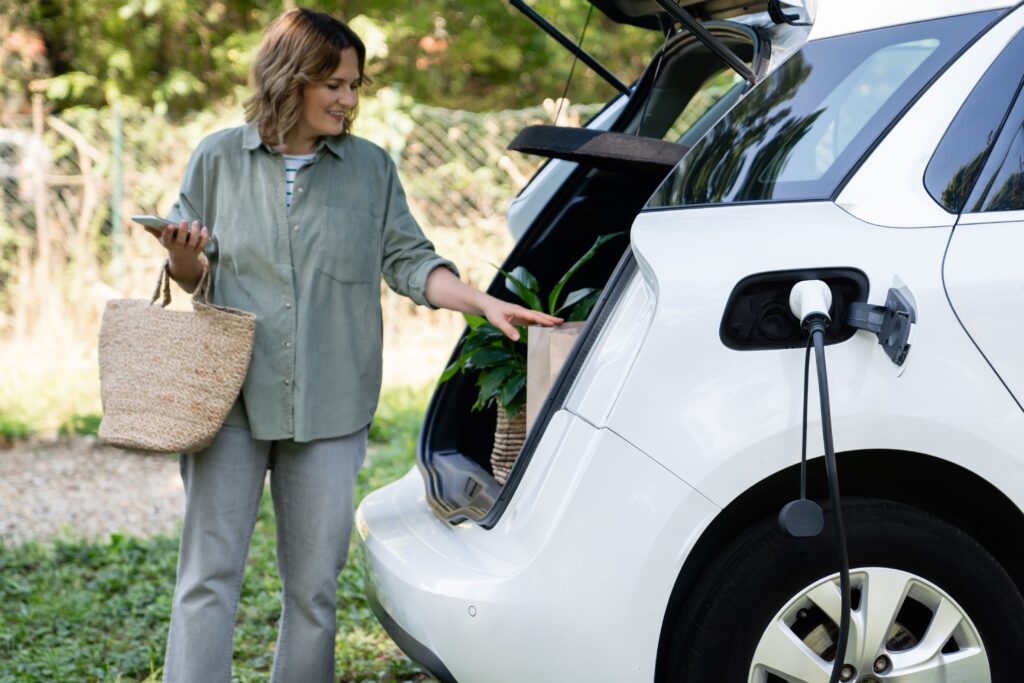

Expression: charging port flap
xmin=846 ymin=286 xmax=917 ymax=366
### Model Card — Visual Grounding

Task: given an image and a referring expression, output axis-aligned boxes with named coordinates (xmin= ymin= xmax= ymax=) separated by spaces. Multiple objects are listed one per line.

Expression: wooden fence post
xmin=30 ymin=91 xmax=49 ymax=280
xmin=111 ymin=105 xmax=123 ymax=267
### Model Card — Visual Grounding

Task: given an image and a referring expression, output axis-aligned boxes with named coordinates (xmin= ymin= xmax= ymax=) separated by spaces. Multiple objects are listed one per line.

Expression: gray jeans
xmin=162 ymin=423 xmax=368 ymax=683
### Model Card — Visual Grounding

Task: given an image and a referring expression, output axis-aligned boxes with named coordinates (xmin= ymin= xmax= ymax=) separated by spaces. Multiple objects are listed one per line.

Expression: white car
xmin=357 ymin=1 xmax=1024 ymax=681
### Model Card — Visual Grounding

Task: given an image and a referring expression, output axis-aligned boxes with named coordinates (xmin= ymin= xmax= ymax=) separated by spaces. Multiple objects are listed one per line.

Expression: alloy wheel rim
xmin=748 ymin=566 xmax=990 ymax=683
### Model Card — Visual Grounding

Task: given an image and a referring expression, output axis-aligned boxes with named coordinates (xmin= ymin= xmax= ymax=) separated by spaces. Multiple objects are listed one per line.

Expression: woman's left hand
xmin=480 ymin=296 xmax=564 ymax=342
xmin=423 ymin=266 xmax=564 ymax=340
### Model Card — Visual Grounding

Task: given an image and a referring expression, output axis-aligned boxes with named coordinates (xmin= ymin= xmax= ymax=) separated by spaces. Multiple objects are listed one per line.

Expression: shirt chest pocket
xmin=314 ymin=207 xmax=382 ymax=284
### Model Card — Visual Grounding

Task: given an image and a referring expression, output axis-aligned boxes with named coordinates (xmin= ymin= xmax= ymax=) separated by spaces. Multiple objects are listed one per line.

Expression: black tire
xmin=663 ymin=497 xmax=1024 ymax=682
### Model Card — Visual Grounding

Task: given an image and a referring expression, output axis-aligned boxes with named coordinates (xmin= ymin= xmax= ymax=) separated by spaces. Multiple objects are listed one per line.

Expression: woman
xmin=149 ymin=8 xmax=561 ymax=682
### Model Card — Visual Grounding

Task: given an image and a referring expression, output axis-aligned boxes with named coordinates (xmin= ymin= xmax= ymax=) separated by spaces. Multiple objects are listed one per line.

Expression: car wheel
xmin=662 ymin=498 xmax=1024 ymax=682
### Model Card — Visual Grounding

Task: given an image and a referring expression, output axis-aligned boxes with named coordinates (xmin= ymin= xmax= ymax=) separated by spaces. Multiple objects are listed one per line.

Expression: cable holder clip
xmin=846 ymin=287 xmax=917 ymax=366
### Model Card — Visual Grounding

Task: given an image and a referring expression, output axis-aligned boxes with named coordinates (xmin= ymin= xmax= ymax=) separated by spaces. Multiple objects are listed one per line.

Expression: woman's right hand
xmin=144 ymin=220 xmax=209 ymax=293
xmin=144 ymin=220 xmax=209 ymax=264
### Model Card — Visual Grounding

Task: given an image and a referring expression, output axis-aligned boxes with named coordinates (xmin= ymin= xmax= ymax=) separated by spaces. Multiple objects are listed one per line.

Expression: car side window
xmin=965 ymin=90 xmax=1024 ymax=213
xmin=925 ymin=27 xmax=1024 ymax=214
xmin=977 ymin=126 xmax=1024 ymax=211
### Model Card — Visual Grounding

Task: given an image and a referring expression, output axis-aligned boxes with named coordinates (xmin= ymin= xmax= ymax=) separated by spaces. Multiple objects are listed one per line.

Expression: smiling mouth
xmin=327 ymin=110 xmax=348 ymax=120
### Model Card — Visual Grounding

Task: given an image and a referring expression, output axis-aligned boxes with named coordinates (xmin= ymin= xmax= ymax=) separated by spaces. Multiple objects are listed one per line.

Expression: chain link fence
xmin=399 ymin=102 xmax=602 ymax=229
xmin=0 ymin=96 xmax=604 ymax=291
xmin=0 ymin=95 xmax=604 ymax=430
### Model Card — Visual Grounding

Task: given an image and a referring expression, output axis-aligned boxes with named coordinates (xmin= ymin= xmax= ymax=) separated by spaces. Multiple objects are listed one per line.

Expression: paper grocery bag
xmin=526 ymin=322 xmax=585 ymax=432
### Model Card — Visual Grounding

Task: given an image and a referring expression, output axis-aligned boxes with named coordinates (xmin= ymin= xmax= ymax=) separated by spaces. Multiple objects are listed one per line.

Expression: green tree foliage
xmin=333 ymin=0 xmax=659 ymax=110
xmin=2 ymin=0 xmax=659 ymax=115
xmin=3 ymin=0 xmax=268 ymax=115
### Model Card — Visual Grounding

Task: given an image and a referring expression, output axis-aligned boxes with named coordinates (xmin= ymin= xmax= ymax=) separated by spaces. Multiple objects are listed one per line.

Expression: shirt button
xmin=285 ymin=302 xmax=292 ymax=309
xmin=297 ymin=188 xmax=304 ymax=193
xmin=284 ymin=341 xmax=292 ymax=348
xmin=284 ymin=379 xmax=291 ymax=385
xmin=292 ymin=225 xmax=299 ymax=232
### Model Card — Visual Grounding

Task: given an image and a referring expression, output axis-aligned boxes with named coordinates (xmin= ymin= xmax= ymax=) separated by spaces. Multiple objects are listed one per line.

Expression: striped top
xmin=283 ymin=153 xmax=316 ymax=212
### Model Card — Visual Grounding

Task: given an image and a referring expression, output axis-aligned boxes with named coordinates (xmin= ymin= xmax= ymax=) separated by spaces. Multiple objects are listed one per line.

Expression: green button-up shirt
xmin=167 ymin=122 xmax=458 ymax=442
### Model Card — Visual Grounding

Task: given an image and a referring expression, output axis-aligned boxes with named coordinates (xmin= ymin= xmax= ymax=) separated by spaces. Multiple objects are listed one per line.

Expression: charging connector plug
xmin=789 ymin=279 xmax=833 ymax=328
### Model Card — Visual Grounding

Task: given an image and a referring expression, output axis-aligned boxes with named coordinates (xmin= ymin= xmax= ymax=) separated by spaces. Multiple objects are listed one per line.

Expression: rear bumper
xmin=365 ymin=578 xmax=457 ymax=683
xmin=356 ymin=410 xmax=720 ymax=683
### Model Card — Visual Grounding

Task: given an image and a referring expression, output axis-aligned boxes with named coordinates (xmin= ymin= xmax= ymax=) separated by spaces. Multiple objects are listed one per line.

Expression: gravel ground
xmin=0 ymin=437 xmax=185 ymax=545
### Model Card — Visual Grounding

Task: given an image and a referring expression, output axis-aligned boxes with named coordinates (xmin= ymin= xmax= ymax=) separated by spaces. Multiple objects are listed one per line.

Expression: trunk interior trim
xmin=420 ymin=248 xmax=640 ymax=528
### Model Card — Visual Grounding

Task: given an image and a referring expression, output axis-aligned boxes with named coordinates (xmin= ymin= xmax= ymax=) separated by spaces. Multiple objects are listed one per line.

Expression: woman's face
xmin=297 ymin=47 xmax=360 ymax=140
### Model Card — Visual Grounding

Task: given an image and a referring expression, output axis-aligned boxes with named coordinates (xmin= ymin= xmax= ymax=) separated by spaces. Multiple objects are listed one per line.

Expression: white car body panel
xmin=837 ymin=4 xmax=1024 ymax=228
xmin=807 ymin=0 xmax=1013 ymax=42
xmin=357 ymin=410 xmax=720 ymax=682
xmin=563 ymin=272 xmax=656 ymax=426
xmin=606 ymin=202 xmax=1024 ymax=510
xmin=944 ymin=209 xmax=1024 ymax=405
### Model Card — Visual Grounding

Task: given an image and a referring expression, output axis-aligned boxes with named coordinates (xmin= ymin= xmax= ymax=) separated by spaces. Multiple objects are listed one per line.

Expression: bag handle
xmin=150 ymin=253 xmax=211 ymax=308
xmin=192 ymin=253 xmax=213 ymax=305
xmin=151 ymin=262 xmax=173 ymax=308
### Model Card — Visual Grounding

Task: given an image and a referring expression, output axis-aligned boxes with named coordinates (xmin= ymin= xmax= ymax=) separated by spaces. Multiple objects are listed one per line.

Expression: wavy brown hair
xmin=244 ymin=8 xmax=368 ymax=146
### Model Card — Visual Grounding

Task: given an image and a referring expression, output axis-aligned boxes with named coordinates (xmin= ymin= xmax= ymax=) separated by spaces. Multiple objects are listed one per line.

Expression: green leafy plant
xmin=440 ymin=231 xmax=626 ymax=418
xmin=0 ymin=412 xmax=32 ymax=443
xmin=57 ymin=413 xmax=103 ymax=437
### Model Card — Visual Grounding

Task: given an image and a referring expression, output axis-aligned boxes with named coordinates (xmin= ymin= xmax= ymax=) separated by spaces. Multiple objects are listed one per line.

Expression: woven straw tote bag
xmin=98 ymin=254 xmax=256 ymax=453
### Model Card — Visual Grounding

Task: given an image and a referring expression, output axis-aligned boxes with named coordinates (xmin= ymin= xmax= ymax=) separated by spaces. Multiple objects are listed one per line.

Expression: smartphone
xmin=131 ymin=214 xmax=178 ymax=230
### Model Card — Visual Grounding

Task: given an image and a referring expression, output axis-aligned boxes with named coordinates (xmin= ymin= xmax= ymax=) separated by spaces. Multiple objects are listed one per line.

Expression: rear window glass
xmin=647 ymin=11 xmax=999 ymax=209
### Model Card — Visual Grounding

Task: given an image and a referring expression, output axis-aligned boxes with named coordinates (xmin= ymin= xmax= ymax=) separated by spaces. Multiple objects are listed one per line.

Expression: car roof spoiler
xmin=508 ymin=0 xmax=771 ymax=92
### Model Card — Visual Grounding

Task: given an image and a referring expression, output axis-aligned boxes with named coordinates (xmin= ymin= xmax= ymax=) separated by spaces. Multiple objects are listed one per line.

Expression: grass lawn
xmin=0 ymin=386 xmax=435 ymax=683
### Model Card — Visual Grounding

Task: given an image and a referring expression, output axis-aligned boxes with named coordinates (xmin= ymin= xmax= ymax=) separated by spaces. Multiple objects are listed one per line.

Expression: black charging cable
xmin=807 ymin=317 xmax=851 ymax=683
xmin=778 ymin=336 xmax=819 ymax=532
xmin=779 ymin=305 xmax=851 ymax=683
xmin=800 ymin=335 xmax=812 ymax=502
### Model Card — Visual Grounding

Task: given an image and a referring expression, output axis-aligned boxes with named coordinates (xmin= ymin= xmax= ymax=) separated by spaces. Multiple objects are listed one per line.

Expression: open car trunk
xmin=418 ymin=4 xmax=808 ymax=527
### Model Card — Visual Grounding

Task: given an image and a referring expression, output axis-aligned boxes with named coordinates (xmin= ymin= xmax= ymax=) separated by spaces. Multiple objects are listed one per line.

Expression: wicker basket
xmin=98 ymin=256 xmax=256 ymax=453
xmin=490 ymin=404 xmax=527 ymax=485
